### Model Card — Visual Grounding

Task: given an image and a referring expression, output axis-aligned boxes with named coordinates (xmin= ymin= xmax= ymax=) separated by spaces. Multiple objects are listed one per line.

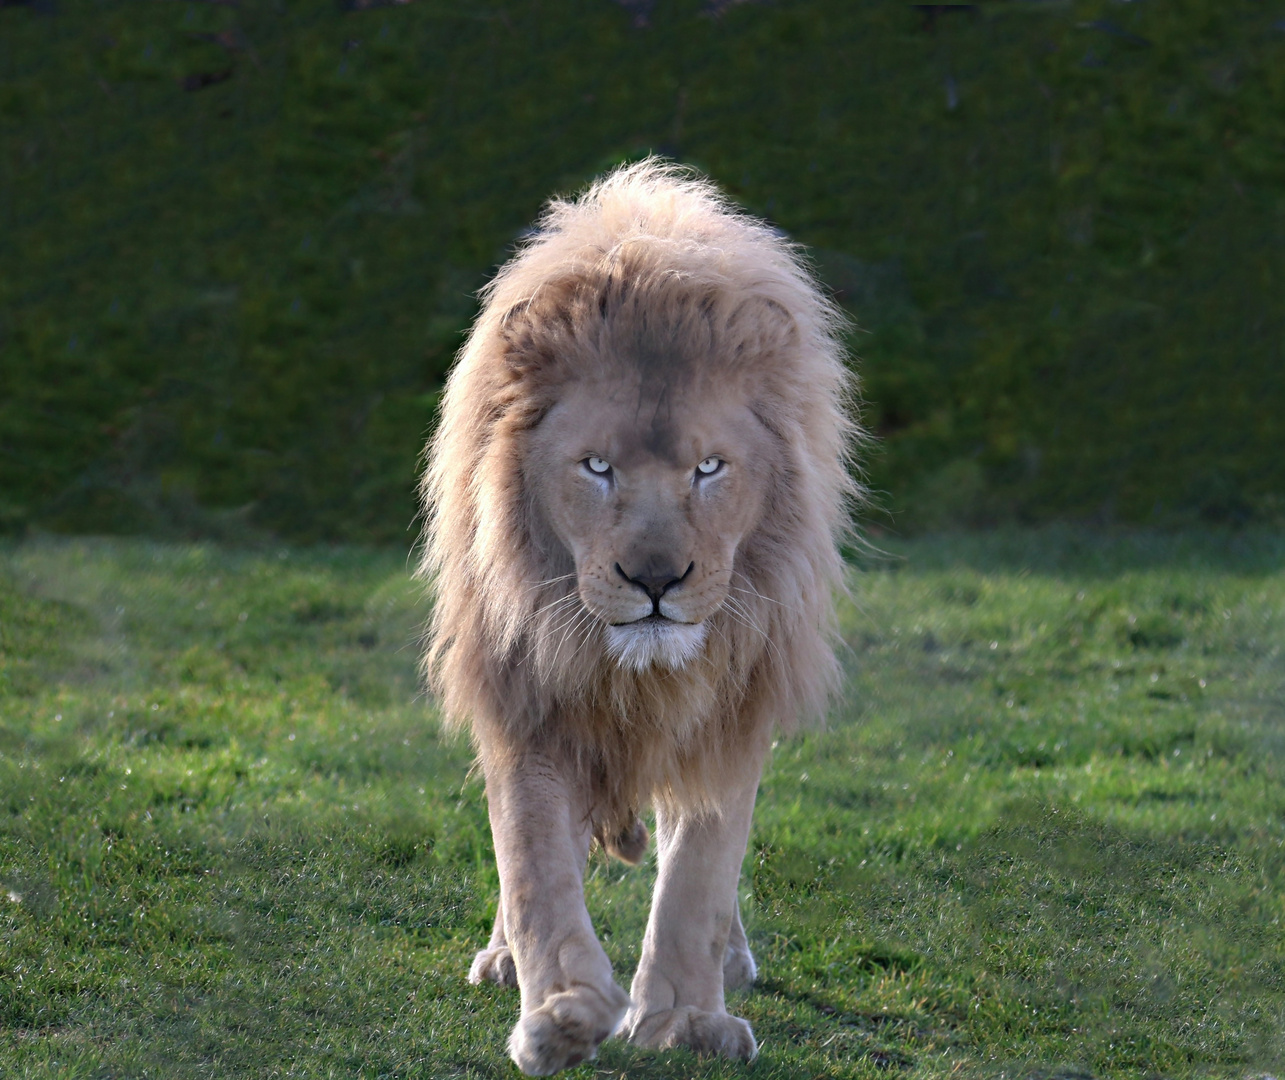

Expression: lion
xmin=418 ymin=160 xmax=857 ymax=1075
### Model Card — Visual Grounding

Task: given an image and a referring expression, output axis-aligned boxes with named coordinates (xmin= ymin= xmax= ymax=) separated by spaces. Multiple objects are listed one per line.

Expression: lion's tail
xmin=599 ymin=815 xmax=650 ymax=865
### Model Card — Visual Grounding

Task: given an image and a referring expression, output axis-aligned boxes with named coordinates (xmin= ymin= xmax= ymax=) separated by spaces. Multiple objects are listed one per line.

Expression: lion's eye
xmin=695 ymin=456 xmax=723 ymax=477
xmin=585 ymin=456 xmax=612 ymax=476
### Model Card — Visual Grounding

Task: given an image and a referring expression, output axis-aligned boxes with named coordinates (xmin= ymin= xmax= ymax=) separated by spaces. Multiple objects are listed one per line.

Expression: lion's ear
xmin=724 ymin=295 xmax=800 ymax=361
xmin=498 ymin=280 xmax=585 ymax=379
xmin=500 ymin=320 xmax=556 ymax=380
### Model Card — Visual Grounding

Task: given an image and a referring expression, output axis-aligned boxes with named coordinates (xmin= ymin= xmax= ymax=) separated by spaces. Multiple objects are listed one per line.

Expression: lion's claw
xmin=623 ymin=1005 xmax=758 ymax=1061
xmin=509 ymin=982 xmax=630 ymax=1076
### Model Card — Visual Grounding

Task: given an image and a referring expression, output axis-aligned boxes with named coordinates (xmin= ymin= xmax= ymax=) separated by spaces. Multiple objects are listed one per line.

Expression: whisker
xmin=728 ymin=584 xmax=789 ymax=610
xmin=535 ymin=591 xmax=581 ymax=618
xmin=729 ymin=569 xmax=795 ymax=612
xmin=721 ymin=597 xmax=760 ymax=637
xmin=551 ymin=600 xmax=591 ymax=650
xmin=569 ymin=611 xmax=601 ymax=662
xmin=724 ymin=592 xmax=759 ymax=623
xmin=551 ymin=606 xmax=596 ymax=671
xmin=520 ymin=595 xmax=585 ymax=666
xmin=542 ymin=604 xmax=582 ymax=655
xmin=721 ymin=596 xmax=784 ymax=666
xmin=523 ymin=572 xmax=578 ymax=588
xmin=705 ymin=616 xmax=736 ymax=657
xmin=520 ymin=589 xmax=580 ymax=630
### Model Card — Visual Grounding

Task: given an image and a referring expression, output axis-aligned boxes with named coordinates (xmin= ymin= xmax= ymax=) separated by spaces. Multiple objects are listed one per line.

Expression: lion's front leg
xmin=621 ymin=761 xmax=762 ymax=1062
xmin=481 ymin=751 xmax=629 ymax=1076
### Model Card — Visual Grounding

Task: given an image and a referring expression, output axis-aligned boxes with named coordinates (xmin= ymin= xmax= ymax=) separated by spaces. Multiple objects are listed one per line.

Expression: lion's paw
xmin=624 ymin=1005 xmax=757 ymax=1061
xmin=723 ymin=940 xmax=757 ymax=991
xmin=509 ymin=981 xmax=630 ymax=1076
xmin=468 ymin=945 xmax=517 ymax=988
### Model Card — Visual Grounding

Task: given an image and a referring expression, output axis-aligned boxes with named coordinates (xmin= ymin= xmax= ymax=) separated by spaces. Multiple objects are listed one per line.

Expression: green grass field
xmin=2 ymin=531 xmax=1283 ymax=1078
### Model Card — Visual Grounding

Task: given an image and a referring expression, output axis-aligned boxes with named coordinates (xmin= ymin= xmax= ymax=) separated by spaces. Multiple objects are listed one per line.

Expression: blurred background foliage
xmin=1 ymin=0 xmax=1282 ymax=541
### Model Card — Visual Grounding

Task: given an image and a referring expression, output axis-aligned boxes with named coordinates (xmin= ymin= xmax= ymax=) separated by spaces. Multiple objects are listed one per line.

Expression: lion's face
xmin=526 ymin=370 xmax=777 ymax=672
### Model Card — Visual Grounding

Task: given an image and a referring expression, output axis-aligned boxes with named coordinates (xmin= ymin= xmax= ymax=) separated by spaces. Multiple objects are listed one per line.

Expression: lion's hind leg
xmin=469 ymin=901 xmax=517 ymax=988
xmin=722 ymin=900 xmax=757 ymax=992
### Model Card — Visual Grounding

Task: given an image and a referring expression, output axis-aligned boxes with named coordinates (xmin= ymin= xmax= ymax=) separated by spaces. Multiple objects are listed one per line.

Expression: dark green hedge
xmin=2 ymin=0 xmax=1282 ymax=540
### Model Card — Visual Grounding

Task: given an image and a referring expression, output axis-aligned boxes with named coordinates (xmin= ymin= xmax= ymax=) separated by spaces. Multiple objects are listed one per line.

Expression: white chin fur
xmin=605 ymin=619 xmax=707 ymax=673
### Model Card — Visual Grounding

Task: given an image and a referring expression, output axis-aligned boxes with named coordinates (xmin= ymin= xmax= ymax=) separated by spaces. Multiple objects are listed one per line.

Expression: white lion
xmin=419 ymin=160 xmax=856 ymax=1074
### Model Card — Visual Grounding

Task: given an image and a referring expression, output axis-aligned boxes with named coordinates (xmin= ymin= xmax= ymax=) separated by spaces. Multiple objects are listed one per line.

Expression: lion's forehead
xmin=543 ymin=379 xmax=761 ymax=466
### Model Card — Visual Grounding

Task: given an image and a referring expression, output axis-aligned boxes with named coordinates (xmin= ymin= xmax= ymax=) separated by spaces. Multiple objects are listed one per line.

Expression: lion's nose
xmin=616 ymin=561 xmax=693 ymax=603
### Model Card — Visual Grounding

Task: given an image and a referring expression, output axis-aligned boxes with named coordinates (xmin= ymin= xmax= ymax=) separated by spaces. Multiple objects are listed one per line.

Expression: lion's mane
xmin=419 ymin=161 xmax=858 ymax=831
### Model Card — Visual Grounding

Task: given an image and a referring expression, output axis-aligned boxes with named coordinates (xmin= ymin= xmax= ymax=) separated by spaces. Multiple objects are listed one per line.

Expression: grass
xmin=1 ymin=530 xmax=1283 ymax=1078
xmin=3 ymin=0 xmax=1284 ymax=537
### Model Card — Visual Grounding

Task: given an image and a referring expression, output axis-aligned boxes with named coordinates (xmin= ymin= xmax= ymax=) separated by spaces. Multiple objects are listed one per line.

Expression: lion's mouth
xmin=604 ymin=616 xmax=707 ymax=673
xmin=609 ymin=613 xmax=678 ymax=628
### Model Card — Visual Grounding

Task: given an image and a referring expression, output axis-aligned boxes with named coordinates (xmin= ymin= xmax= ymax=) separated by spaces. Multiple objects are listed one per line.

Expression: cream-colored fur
xmin=419 ymin=160 xmax=857 ymax=1074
